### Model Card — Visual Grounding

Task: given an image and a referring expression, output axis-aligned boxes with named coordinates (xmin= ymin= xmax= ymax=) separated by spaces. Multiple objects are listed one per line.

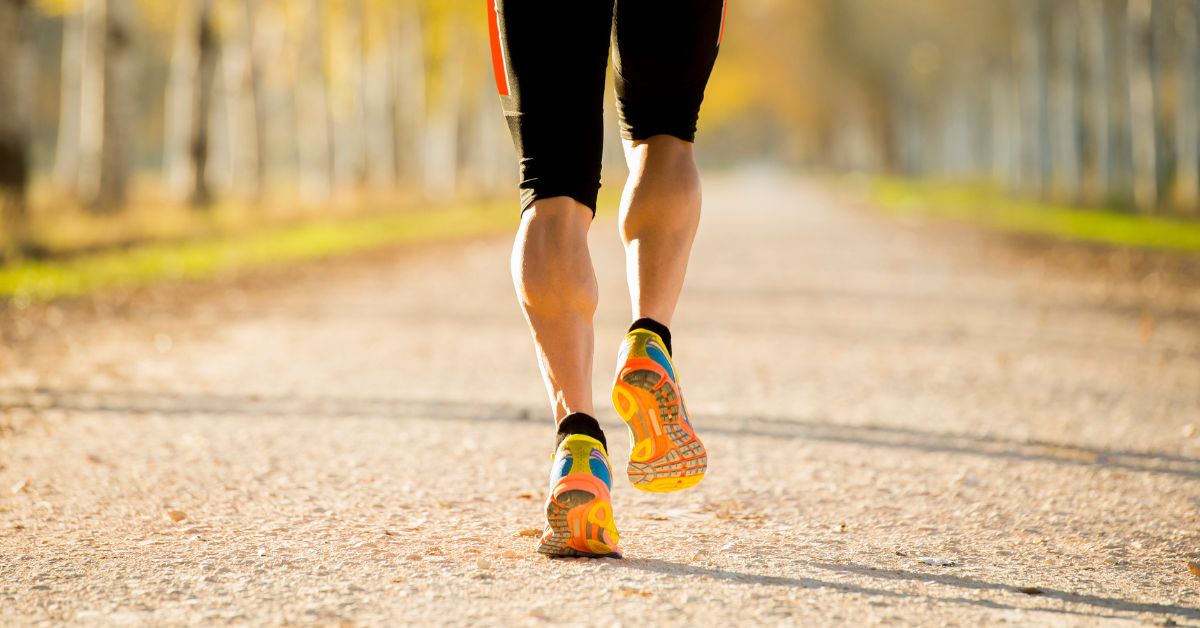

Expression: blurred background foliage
xmin=0 ymin=0 xmax=1197 ymax=266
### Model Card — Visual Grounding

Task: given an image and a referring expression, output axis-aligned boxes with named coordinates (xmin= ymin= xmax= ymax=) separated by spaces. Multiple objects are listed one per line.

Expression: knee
xmin=511 ymin=201 xmax=598 ymax=315
xmin=624 ymin=135 xmax=697 ymax=174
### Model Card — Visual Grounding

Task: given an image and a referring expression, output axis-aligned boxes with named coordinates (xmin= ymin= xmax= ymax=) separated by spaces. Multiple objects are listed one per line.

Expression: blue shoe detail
xmin=550 ymin=452 xmax=573 ymax=486
xmin=588 ymin=450 xmax=612 ymax=488
xmin=645 ymin=342 xmax=677 ymax=383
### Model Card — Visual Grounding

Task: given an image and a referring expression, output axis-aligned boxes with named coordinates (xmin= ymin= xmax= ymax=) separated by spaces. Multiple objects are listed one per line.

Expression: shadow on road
xmin=615 ymin=558 xmax=1200 ymax=621
xmin=3 ymin=388 xmax=1199 ymax=481
xmin=809 ymin=561 xmax=1200 ymax=620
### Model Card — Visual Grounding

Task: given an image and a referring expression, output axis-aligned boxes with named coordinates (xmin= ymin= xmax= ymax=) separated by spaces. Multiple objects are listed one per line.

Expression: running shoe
xmin=611 ymin=328 xmax=707 ymax=492
xmin=537 ymin=434 xmax=622 ymax=558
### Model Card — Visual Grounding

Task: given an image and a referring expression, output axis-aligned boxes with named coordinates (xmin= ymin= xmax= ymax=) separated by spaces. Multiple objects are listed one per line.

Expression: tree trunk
xmin=1018 ymin=0 xmax=1051 ymax=197
xmin=1175 ymin=0 xmax=1200 ymax=211
xmin=330 ymin=1 xmax=368 ymax=191
xmin=164 ymin=0 xmax=218 ymax=207
xmin=424 ymin=21 xmax=465 ymax=199
xmin=190 ymin=1 xmax=217 ymax=206
xmin=1105 ymin=0 xmax=1135 ymax=205
xmin=1127 ymin=0 xmax=1158 ymax=211
xmin=1052 ymin=0 xmax=1082 ymax=202
xmin=77 ymin=0 xmax=135 ymax=212
xmin=391 ymin=3 xmax=426 ymax=187
xmin=53 ymin=8 xmax=84 ymax=195
xmin=990 ymin=68 xmax=1020 ymax=190
xmin=218 ymin=0 xmax=264 ymax=200
xmin=470 ymin=63 xmax=511 ymax=193
xmin=0 ymin=0 xmax=33 ymax=224
xmin=296 ymin=0 xmax=332 ymax=203
xmin=362 ymin=16 xmax=397 ymax=191
xmin=1081 ymin=0 xmax=1113 ymax=203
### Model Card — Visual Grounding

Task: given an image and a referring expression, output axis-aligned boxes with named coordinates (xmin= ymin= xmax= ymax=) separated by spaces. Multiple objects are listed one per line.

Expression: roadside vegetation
xmin=871 ymin=178 xmax=1200 ymax=253
xmin=0 ymin=199 xmax=514 ymax=302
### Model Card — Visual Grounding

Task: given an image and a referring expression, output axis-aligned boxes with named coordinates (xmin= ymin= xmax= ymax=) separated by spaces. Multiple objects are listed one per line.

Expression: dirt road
xmin=2 ymin=175 xmax=1198 ymax=626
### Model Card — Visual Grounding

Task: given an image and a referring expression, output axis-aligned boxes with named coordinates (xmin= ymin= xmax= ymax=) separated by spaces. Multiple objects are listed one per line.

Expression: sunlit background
xmin=0 ymin=0 xmax=1197 ymax=268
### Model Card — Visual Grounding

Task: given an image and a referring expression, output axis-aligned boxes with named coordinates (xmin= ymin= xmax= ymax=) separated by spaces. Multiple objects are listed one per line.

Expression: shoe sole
xmin=537 ymin=477 xmax=622 ymax=558
xmin=612 ymin=357 xmax=707 ymax=492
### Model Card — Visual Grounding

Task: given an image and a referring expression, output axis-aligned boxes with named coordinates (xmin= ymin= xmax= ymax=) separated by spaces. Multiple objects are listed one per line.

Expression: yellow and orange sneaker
xmin=536 ymin=434 xmax=622 ymax=558
xmin=611 ymin=328 xmax=707 ymax=492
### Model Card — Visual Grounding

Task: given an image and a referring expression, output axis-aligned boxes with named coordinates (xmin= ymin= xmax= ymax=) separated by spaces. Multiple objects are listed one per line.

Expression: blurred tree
xmin=217 ymin=0 xmax=266 ymax=200
xmin=1018 ymin=0 xmax=1051 ymax=196
xmin=53 ymin=3 xmax=83 ymax=194
xmin=164 ymin=0 xmax=218 ymax=207
xmin=76 ymin=0 xmax=135 ymax=211
xmin=1052 ymin=0 xmax=1082 ymax=202
xmin=390 ymin=1 xmax=427 ymax=185
xmin=1173 ymin=0 xmax=1199 ymax=210
xmin=361 ymin=0 xmax=398 ymax=190
xmin=295 ymin=0 xmax=332 ymax=202
xmin=0 ymin=0 xmax=35 ymax=225
xmin=328 ymin=0 xmax=367 ymax=190
xmin=422 ymin=5 xmax=466 ymax=199
xmin=1081 ymin=0 xmax=1113 ymax=204
xmin=1128 ymin=0 xmax=1159 ymax=210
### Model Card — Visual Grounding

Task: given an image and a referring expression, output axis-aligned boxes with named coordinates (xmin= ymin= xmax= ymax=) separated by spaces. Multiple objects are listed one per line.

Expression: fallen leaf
xmin=516 ymin=493 xmax=534 ymax=500
xmin=1016 ymin=586 xmax=1044 ymax=595
xmin=164 ymin=510 xmax=187 ymax=523
xmin=517 ymin=528 xmax=541 ymax=538
xmin=919 ymin=557 xmax=956 ymax=567
xmin=502 ymin=551 xmax=523 ymax=559
xmin=1138 ymin=313 xmax=1155 ymax=343
xmin=10 ymin=478 xmax=29 ymax=494
xmin=1188 ymin=562 xmax=1200 ymax=577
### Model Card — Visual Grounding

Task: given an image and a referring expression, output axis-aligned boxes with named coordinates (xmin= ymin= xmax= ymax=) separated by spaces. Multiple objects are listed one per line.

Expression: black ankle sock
xmin=629 ymin=317 xmax=672 ymax=355
xmin=556 ymin=412 xmax=607 ymax=451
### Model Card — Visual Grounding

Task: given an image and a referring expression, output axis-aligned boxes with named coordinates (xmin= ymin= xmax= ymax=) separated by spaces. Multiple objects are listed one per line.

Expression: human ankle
xmin=556 ymin=412 xmax=607 ymax=452
xmin=629 ymin=317 xmax=672 ymax=355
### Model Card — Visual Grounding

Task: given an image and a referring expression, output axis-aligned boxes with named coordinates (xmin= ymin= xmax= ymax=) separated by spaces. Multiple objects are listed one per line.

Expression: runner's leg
xmin=607 ymin=0 xmax=724 ymax=492
xmin=612 ymin=0 xmax=725 ymax=328
xmin=491 ymin=0 xmax=613 ymax=421
xmin=618 ymin=137 xmax=701 ymax=328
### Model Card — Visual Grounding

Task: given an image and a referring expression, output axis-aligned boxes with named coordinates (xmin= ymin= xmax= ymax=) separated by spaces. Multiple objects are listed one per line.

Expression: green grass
xmin=0 ymin=201 xmax=517 ymax=302
xmin=870 ymin=179 xmax=1200 ymax=253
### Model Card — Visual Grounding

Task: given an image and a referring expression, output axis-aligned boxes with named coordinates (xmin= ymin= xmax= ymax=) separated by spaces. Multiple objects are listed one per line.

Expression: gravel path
xmin=1 ymin=175 xmax=1198 ymax=626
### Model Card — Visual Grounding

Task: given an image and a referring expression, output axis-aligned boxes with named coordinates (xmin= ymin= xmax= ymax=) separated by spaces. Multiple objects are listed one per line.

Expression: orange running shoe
xmin=611 ymin=328 xmax=707 ymax=492
xmin=537 ymin=434 xmax=622 ymax=558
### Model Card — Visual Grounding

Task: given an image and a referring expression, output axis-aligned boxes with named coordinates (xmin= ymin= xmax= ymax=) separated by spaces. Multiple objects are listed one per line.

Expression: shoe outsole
xmin=613 ymin=359 xmax=707 ymax=493
xmin=537 ymin=484 xmax=622 ymax=559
